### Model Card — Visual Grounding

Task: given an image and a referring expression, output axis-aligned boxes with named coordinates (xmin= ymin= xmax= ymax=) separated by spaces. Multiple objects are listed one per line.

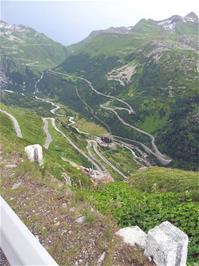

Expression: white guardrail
xmin=0 ymin=196 xmax=58 ymax=266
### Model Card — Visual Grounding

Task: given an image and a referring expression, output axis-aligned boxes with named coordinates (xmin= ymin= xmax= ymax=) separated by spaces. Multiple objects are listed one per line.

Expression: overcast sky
xmin=1 ymin=0 xmax=198 ymax=45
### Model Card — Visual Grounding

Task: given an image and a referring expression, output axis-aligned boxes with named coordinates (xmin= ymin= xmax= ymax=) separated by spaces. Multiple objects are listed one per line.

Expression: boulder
xmin=75 ymin=216 xmax=85 ymax=224
xmin=24 ymin=144 xmax=43 ymax=165
xmin=144 ymin=221 xmax=188 ymax=266
xmin=116 ymin=226 xmax=147 ymax=249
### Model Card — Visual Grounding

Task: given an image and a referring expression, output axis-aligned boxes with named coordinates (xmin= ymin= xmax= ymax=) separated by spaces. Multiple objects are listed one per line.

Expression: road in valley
xmin=77 ymin=77 xmax=172 ymax=165
xmin=48 ymin=70 xmax=171 ymax=165
xmin=68 ymin=116 xmax=89 ymax=135
xmin=78 ymin=77 xmax=135 ymax=115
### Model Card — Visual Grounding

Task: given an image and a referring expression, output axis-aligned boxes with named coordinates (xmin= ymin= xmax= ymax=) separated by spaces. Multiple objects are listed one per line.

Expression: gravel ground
xmin=0 ymin=249 xmax=10 ymax=266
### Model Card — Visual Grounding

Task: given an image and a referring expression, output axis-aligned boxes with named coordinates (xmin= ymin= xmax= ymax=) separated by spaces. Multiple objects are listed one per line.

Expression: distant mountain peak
xmin=0 ymin=20 xmax=27 ymax=34
xmin=89 ymin=26 xmax=133 ymax=37
xmin=184 ymin=12 xmax=199 ymax=23
xmin=154 ymin=15 xmax=182 ymax=31
xmin=153 ymin=12 xmax=198 ymax=31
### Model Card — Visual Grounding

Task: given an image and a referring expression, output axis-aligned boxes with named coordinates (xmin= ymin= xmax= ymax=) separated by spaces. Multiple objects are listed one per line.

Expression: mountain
xmin=0 ymin=13 xmax=199 ymax=264
xmin=68 ymin=12 xmax=198 ymax=56
xmin=1 ymin=13 xmax=199 ymax=170
xmin=47 ymin=12 xmax=198 ymax=170
xmin=0 ymin=20 xmax=68 ymax=93
xmin=0 ymin=20 xmax=67 ymax=72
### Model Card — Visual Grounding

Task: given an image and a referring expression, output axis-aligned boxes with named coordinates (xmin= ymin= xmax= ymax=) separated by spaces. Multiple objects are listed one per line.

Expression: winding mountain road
xmin=75 ymin=87 xmax=112 ymax=133
xmin=86 ymin=141 xmax=107 ymax=172
xmin=42 ymin=118 xmax=53 ymax=149
xmin=0 ymin=109 xmax=23 ymax=138
xmin=102 ymin=105 xmax=171 ymax=165
xmin=114 ymin=138 xmax=151 ymax=167
xmin=77 ymin=77 xmax=171 ymax=165
xmin=49 ymin=118 xmax=103 ymax=171
xmin=68 ymin=116 xmax=89 ymax=136
xmin=89 ymin=140 xmax=127 ymax=179
xmin=33 ymin=69 xmax=172 ymax=175
xmin=78 ymin=77 xmax=135 ymax=115
xmin=34 ymin=96 xmax=64 ymax=116
xmin=46 ymin=70 xmax=172 ymax=165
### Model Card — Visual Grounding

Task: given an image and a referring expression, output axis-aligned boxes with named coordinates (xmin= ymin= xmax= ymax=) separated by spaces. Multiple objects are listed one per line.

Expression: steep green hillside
xmin=1 ymin=109 xmax=153 ymax=266
xmin=49 ymin=12 xmax=199 ymax=170
xmin=0 ymin=21 xmax=67 ymax=71
xmin=0 ymin=100 xmax=198 ymax=264
xmin=1 ymin=12 xmax=199 ymax=266
xmin=129 ymin=167 xmax=199 ymax=199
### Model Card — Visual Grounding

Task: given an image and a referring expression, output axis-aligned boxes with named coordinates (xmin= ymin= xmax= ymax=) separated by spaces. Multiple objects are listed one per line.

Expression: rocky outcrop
xmin=116 ymin=221 xmax=188 ymax=266
xmin=24 ymin=144 xmax=43 ymax=166
xmin=106 ymin=63 xmax=137 ymax=86
xmin=116 ymin=226 xmax=147 ymax=249
xmin=144 ymin=221 xmax=188 ymax=266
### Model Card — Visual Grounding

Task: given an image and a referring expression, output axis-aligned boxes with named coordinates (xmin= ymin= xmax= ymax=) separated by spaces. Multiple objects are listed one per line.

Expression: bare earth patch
xmin=106 ymin=64 xmax=137 ymax=86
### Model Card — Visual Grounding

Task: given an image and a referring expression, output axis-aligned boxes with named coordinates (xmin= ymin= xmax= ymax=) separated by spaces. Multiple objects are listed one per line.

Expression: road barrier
xmin=0 ymin=196 xmax=58 ymax=266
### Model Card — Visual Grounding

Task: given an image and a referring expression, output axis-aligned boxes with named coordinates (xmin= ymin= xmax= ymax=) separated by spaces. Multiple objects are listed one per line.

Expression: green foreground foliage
xmin=81 ymin=182 xmax=199 ymax=264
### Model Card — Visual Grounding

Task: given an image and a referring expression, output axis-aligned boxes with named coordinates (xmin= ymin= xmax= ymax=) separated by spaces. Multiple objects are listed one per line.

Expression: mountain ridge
xmin=0 ymin=12 xmax=199 ymax=264
xmin=87 ymin=12 xmax=199 ymax=38
xmin=1 ymin=12 xmax=199 ymax=170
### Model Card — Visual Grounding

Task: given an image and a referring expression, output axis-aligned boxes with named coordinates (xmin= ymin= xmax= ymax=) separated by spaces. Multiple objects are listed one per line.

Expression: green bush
xmin=82 ymin=182 xmax=199 ymax=264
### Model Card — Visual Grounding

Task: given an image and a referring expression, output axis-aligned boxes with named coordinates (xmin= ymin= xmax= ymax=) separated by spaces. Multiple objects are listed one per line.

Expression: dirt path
xmin=0 ymin=109 xmax=23 ymax=138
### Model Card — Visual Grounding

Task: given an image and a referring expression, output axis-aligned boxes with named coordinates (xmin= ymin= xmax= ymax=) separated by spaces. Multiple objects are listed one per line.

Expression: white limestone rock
xmin=24 ymin=144 xmax=43 ymax=165
xmin=12 ymin=182 xmax=21 ymax=190
xmin=75 ymin=216 xmax=85 ymax=224
xmin=116 ymin=226 xmax=147 ymax=249
xmin=144 ymin=221 xmax=188 ymax=266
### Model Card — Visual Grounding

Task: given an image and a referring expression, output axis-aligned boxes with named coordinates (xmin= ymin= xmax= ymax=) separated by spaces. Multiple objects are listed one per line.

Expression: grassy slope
xmin=81 ymin=181 xmax=199 ymax=264
xmin=0 ymin=100 xmax=155 ymax=266
xmin=1 ymin=95 xmax=198 ymax=264
xmin=0 ymin=27 xmax=67 ymax=71
xmin=130 ymin=167 xmax=199 ymax=199
xmin=76 ymin=118 xmax=107 ymax=136
xmin=62 ymin=41 xmax=199 ymax=170
xmin=0 ymin=102 xmax=45 ymax=144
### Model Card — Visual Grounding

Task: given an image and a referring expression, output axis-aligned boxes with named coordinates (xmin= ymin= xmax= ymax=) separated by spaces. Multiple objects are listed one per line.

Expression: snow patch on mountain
xmin=156 ymin=12 xmax=198 ymax=31
xmin=158 ymin=19 xmax=176 ymax=30
xmin=0 ymin=20 xmax=27 ymax=36
xmin=184 ymin=12 xmax=199 ymax=23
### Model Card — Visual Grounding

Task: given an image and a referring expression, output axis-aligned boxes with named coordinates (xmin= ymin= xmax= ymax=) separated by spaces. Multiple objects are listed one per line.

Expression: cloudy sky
xmin=1 ymin=0 xmax=198 ymax=45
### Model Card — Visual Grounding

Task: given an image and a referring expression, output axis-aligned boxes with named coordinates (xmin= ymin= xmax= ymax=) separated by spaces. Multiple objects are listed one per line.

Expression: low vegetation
xmin=129 ymin=167 xmax=199 ymax=201
xmin=80 ymin=182 xmax=199 ymax=264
